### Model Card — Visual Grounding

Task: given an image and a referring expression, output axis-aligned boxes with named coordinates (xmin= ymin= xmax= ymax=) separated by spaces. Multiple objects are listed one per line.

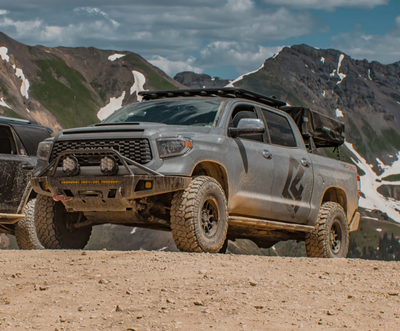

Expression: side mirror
xmin=228 ymin=118 xmax=265 ymax=137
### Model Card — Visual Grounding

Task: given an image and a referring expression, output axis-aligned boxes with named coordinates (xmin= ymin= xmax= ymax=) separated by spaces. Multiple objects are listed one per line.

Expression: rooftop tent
xmin=280 ymin=106 xmax=345 ymax=148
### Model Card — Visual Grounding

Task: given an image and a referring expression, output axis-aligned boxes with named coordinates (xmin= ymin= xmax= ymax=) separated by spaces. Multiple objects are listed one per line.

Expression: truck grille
xmin=49 ymin=139 xmax=152 ymax=165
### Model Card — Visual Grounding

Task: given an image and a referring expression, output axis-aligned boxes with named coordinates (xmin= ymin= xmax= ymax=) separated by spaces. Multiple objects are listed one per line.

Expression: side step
xmin=228 ymin=216 xmax=315 ymax=233
xmin=0 ymin=213 xmax=25 ymax=224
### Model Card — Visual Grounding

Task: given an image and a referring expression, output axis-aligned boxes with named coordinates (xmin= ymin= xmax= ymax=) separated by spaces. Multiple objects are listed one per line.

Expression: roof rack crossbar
xmin=138 ymin=88 xmax=286 ymax=108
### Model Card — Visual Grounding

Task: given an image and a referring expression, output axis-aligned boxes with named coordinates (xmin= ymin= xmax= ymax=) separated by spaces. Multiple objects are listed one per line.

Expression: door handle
xmin=300 ymin=158 xmax=311 ymax=167
xmin=262 ymin=150 xmax=273 ymax=159
xmin=21 ymin=163 xmax=34 ymax=170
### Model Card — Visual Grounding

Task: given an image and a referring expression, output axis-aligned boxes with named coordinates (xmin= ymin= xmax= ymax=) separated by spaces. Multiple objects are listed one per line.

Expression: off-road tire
xmin=35 ymin=194 xmax=92 ymax=249
xmin=170 ymin=176 xmax=228 ymax=253
xmin=305 ymin=202 xmax=349 ymax=258
xmin=15 ymin=199 xmax=44 ymax=250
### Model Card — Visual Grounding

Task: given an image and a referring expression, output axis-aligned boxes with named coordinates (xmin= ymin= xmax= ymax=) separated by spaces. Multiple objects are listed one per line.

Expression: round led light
xmin=62 ymin=156 xmax=80 ymax=177
xmin=100 ymin=155 xmax=118 ymax=176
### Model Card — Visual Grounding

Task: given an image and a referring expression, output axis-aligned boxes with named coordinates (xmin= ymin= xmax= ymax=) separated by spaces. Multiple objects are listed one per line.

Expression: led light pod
xmin=62 ymin=156 xmax=80 ymax=177
xmin=100 ymin=155 xmax=118 ymax=176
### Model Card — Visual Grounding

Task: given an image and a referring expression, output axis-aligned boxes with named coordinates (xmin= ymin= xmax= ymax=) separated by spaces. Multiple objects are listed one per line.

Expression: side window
xmin=0 ymin=126 xmax=16 ymax=154
xmin=230 ymin=105 xmax=263 ymax=142
xmin=262 ymin=109 xmax=297 ymax=147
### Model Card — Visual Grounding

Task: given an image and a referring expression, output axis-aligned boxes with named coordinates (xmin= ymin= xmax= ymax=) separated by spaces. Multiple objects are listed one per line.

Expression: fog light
xmin=100 ymin=156 xmax=118 ymax=176
xmin=62 ymin=156 xmax=80 ymax=176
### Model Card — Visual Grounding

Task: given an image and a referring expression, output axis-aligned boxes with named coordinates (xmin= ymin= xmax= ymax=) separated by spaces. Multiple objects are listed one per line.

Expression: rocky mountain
xmin=174 ymin=71 xmax=230 ymax=89
xmin=0 ymin=32 xmax=184 ymax=132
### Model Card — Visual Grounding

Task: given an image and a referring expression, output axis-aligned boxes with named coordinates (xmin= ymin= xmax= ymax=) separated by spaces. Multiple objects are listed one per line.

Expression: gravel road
xmin=0 ymin=251 xmax=399 ymax=330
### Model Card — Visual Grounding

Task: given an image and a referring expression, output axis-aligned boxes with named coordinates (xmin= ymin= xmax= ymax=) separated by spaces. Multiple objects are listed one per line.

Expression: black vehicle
xmin=0 ymin=116 xmax=52 ymax=249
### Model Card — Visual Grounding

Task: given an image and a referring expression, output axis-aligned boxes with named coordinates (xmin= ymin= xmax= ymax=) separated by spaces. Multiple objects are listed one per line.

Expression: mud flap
xmin=349 ymin=212 xmax=360 ymax=232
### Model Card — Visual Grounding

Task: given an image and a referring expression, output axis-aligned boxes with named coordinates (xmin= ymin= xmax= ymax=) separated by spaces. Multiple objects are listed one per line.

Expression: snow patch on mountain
xmin=273 ymin=51 xmax=280 ymax=59
xmin=108 ymin=53 xmax=126 ymax=61
xmin=345 ymin=142 xmax=400 ymax=222
xmin=0 ymin=97 xmax=11 ymax=109
xmin=330 ymin=69 xmax=336 ymax=77
xmin=336 ymin=54 xmax=347 ymax=84
xmin=226 ymin=63 xmax=264 ymax=87
xmin=130 ymin=70 xmax=146 ymax=102
xmin=322 ymin=90 xmax=325 ymax=97
xmin=397 ymin=101 xmax=400 ymax=106
xmin=368 ymin=69 xmax=372 ymax=81
xmin=320 ymin=57 xmax=325 ymax=64
xmin=97 ymin=91 xmax=126 ymax=121
xmin=0 ymin=46 xmax=10 ymax=62
xmin=335 ymin=108 xmax=344 ymax=117
xmin=15 ymin=68 xmax=30 ymax=99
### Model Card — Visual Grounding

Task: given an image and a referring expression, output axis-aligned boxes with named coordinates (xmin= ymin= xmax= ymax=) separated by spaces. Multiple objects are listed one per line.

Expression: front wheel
xmin=35 ymin=194 xmax=92 ymax=249
xmin=15 ymin=199 xmax=44 ymax=250
xmin=170 ymin=176 xmax=228 ymax=253
xmin=305 ymin=202 xmax=349 ymax=258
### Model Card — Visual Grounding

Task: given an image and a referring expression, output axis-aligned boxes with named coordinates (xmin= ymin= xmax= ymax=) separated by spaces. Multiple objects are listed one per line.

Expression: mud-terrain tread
xmin=170 ymin=176 xmax=228 ymax=253
xmin=15 ymin=199 xmax=44 ymax=250
xmin=35 ymin=195 xmax=62 ymax=249
xmin=305 ymin=202 xmax=349 ymax=258
xmin=35 ymin=194 xmax=92 ymax=249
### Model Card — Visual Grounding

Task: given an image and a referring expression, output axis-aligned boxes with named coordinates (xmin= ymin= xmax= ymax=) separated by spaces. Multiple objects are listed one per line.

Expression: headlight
xmin=156 ymin=137 xmax=193 ymax=158
xmin=37 ymin=141 xmax=52 ymax=161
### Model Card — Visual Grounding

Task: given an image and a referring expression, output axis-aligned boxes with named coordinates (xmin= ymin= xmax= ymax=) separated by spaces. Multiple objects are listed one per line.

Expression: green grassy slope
xmin=30 ymin=56 xmax=99 ymax=128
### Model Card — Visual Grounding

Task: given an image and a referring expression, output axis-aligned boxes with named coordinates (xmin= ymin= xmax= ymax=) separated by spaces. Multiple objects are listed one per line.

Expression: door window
xmin=0 ymin=126 xmax=16 ymax=154
xmin=262 ymin=109 xmax=296 ymax=147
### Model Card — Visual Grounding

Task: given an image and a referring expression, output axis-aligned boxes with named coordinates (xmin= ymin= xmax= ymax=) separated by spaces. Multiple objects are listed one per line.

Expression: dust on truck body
xmin=31 ymin=88 xmax=360 ymax=257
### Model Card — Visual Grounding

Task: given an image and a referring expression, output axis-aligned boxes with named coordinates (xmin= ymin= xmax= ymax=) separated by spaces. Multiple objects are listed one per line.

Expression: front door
xmin=0 ymin=125 xmax=34 ymax=213
xmin=227 ymin=104 xmax=275 ymax=219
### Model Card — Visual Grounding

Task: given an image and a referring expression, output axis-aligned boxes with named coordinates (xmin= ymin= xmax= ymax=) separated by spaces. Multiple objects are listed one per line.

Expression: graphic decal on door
xmin=282 ymin=155 xmax=305 ymax=217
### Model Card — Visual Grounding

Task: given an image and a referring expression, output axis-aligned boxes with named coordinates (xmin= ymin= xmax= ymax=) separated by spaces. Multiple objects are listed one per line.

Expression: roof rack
xmin=139 ymin=88 xmax=287 ymax=108
xmin=0 ymin=115 xmax=31 ymax=124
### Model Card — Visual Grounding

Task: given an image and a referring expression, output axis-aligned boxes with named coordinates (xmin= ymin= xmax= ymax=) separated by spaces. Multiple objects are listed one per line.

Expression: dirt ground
xmin=0 ymin=251 xmax=399 ymax=331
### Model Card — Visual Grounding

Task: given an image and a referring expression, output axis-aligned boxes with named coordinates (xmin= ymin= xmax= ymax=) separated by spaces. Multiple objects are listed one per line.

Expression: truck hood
xmin=55 ymin=123 xmax=212 ymax=141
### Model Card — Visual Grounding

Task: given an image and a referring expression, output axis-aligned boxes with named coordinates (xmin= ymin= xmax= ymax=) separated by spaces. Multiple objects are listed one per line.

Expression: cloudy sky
xmin=0 ymin=0 xmax=399 ymax=79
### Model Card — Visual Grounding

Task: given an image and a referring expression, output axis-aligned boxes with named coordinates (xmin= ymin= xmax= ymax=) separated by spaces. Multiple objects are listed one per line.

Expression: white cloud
xmin=196 ymin=41 xmax=283 ymax=73
xmin=0 ymin=9 xmax=8 ymax=15
xmin=73 ymin=7 xmax=119 ymax=27
xmin=331 ymin=16 xmax=400 ymax=64
xmin=262 ymin=0 xmax=388 ymax=10
xmin=149 ymin=56 xmax=203 ymax=76
xmin=226 ymin=0 xmax=254 ymax=11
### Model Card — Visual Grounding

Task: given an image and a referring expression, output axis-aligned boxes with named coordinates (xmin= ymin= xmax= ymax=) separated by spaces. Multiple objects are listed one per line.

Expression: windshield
xmin=103 ymin=99 xmax=223 ymax=127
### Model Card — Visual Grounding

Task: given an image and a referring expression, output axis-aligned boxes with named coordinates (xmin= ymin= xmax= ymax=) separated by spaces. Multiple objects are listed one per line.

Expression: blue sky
xmin=0 ymin=0 xmax=399 ymax=79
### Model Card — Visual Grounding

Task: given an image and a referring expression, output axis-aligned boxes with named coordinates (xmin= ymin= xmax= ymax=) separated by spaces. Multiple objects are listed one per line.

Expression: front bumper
xmin=31 ymin=175 xmax=191 ymax=212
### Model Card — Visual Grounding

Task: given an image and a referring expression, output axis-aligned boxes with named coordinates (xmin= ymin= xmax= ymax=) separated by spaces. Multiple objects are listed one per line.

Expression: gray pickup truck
xmin=31 ymin=88 xmax=360 ymax=257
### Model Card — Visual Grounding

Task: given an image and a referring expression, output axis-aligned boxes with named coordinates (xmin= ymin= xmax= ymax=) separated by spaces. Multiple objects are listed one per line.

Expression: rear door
xmin=260 ymin=108 xmax=314 ymax=223
xmin=0 ymin=125 xmax=34 ymax=213
xmin=227 ymin=103 xmax=275 ymax=219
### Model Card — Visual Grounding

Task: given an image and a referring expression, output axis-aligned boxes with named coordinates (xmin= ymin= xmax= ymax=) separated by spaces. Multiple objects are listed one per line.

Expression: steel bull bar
xmin=31 ymin=149 xmax=192 ymax=212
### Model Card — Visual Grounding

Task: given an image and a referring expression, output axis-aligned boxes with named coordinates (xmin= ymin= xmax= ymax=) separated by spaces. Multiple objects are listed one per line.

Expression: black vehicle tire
xmin=170 ymin=176 xmax=228 ymax=253
xmin=15 ymin=199 xmax=44 ymax=250
xmin=218 ymin=237 xmax=229 ymax=254
xmin=305 ymin=202 xmax=349 ymax=258
xmin=35 ymin=194 xmax=92 ymax=249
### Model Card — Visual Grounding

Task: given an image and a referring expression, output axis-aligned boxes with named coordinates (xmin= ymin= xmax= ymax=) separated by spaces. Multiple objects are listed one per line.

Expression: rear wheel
xmin=305 ymin=202 xmax=349 ymax=258
xmin=35 ymin=194 xmax=92 ymax=249
xmin=170 ymin=176 xmax=228 ymax=253
xmin=15 ymin=199 xmax=44 ymax=250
